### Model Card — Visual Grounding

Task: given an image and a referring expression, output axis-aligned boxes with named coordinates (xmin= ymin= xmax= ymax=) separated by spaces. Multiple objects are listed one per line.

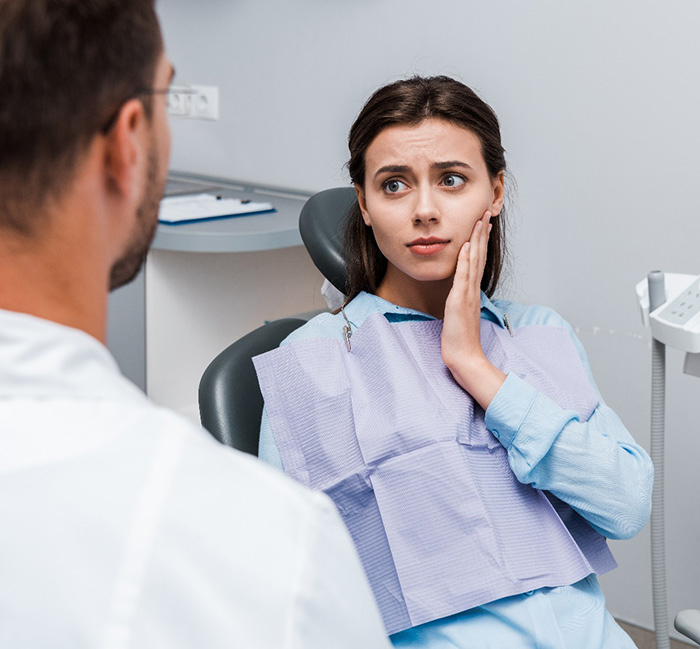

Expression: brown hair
xmin=344 ymin=75 xmax=507 ymax=301
xmin=0 ymin=0 xmax=163 ymax=235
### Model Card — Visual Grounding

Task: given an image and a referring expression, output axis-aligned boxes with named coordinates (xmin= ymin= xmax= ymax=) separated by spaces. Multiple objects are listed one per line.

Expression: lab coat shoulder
xmin=131 ymin=405 xmax=390 ymax=649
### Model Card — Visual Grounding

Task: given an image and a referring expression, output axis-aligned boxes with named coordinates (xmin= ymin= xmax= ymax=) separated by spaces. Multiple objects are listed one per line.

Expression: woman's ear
xmin=490 ymin=171 xmax=505 ymax=216
xmin=354 ymin=184 xmax=372 ymax=226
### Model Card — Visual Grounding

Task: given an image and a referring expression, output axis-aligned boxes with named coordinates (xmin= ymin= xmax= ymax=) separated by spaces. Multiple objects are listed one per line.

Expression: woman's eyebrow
xmin=374 ymin=164 xmax=411 ymax=179
xmin=373 ymin=160 xmax=473 ymax=180
xmin=432 ymin=160 xmax=473 ymax=171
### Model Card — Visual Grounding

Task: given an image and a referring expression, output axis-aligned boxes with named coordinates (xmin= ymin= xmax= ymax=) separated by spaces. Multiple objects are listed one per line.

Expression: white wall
xmin=158 ymin=0 xmax=700 ymax=636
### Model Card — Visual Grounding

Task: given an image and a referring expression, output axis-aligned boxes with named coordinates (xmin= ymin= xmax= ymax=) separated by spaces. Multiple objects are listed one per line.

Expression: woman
xmin=255 ymin=76 xmax=652 ymax=648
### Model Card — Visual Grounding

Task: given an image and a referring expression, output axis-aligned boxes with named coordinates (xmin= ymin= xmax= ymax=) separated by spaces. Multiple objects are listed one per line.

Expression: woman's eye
xmin=383 ymin=179 xmax=407 ymax=194
xmin=442 ymin=174 xmax=466 ymax=188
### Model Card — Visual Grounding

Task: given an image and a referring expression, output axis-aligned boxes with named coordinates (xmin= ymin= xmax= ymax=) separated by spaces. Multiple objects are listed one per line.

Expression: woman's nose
xmin=413 ymin=187 xmax=440 ymax=224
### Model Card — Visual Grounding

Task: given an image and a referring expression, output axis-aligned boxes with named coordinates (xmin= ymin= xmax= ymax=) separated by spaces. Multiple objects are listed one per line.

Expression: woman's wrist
xmin=446 ymin=354 xmax=507 ymax=411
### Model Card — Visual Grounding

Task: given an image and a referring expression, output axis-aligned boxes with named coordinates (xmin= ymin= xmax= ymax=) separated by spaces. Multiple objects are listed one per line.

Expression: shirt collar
xmin=346 ymin=291 xmax=508 ymax=330
xmin=480 ymin=292 xmax=508 ymax=329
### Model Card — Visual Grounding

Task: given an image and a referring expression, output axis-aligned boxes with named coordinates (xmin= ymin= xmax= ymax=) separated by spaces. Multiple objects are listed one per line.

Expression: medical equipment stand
xmin=638 ymin=271 xmax=700 ymax=648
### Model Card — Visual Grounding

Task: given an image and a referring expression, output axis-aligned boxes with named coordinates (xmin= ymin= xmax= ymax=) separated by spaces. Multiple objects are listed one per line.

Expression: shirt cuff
xmin=484 ymin=373 xmax=538 ymax=449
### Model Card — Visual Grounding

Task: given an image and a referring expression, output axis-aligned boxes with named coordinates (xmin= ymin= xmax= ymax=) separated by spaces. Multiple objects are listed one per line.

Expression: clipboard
xmin=158 ymin=193 xmax=276 ymax=225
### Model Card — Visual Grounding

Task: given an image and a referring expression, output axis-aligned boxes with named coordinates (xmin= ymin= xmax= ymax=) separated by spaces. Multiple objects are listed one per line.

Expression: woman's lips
xmin=407 ymin=238 xmax=450 ymax=256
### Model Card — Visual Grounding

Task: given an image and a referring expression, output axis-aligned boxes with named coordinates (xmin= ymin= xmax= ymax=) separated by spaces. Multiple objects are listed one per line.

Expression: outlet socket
xmin=167 ymin=86 xmax=194 ymax=116
xmin=191 ymin=85 xmax=219 ymax=120
xmin=167 ymin=85 xmax=219 ymax=121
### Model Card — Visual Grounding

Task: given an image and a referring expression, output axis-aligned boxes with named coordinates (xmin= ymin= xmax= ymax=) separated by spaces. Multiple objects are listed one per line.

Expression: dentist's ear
xmin=490 ymin=171 xmax=505 ymax=216
xmin=104 ymin=98 xmax=147 ymax=201
xmin=355 ymin=184 xmax=371 ymax=226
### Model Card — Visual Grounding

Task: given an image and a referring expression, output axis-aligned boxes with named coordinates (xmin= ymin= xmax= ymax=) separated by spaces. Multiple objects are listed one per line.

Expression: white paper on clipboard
xmin=158 ymin=193 xmax=275 ymax=225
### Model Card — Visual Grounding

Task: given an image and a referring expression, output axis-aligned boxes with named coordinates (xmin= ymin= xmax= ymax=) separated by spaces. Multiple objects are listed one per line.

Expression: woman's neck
xmin=375 ymin=273 xmax=453 ymax=319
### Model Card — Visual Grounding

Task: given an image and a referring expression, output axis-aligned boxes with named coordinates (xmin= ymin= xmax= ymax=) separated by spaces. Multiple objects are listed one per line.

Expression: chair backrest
xmin=199 ymin=186 xmax=355 ymax=452
xmin=198 ymin=317 xmax=306 ymax=454
xmin=298 ymin=186 xmax=357 ymax=294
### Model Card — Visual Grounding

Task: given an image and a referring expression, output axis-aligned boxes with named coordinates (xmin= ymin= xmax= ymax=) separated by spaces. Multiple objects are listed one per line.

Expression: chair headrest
xmin=299 ymin=187 xmax=357 ymax=294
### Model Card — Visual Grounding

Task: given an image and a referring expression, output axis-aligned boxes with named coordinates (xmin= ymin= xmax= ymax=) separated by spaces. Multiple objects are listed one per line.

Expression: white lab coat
xmin=0 ymin=308 xmax=389 ymax=649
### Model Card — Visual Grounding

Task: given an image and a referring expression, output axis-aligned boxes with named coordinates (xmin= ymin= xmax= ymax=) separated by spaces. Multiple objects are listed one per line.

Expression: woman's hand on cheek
xmin=441 ymin=211 xmax=506 ymax=411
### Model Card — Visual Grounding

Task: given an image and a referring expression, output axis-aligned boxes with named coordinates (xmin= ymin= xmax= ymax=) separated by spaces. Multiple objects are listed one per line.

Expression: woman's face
xmin=356 ymin=118 xmax=504 ymax=301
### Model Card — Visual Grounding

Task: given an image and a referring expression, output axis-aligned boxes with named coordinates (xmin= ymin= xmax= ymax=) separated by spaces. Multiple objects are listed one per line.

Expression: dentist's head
xmin=0 ymin=0 xmax=172 ymax=339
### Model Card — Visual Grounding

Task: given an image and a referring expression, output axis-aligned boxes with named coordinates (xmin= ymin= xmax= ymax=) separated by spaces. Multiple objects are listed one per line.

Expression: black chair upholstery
xmin=299 ymin=186 xmax=356 ymax=293
xmin=198 ymin=317 xmax=305 ymax=454
xmin=199 ymin=186 xmax=354 ymax=452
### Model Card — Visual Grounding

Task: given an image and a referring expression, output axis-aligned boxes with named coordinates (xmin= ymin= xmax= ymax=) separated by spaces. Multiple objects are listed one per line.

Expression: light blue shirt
xmin=259 ymin=291 xmax=653 ymax=649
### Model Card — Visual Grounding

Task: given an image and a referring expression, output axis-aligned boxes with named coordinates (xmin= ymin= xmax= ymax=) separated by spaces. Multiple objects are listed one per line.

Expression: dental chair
xmin=298 ymin=187 xmax=356 ymax=294
xmin=198 ymin=317 xmax=306 ymax=453
xmin=198 ymin=186 xmax=356 ymax=453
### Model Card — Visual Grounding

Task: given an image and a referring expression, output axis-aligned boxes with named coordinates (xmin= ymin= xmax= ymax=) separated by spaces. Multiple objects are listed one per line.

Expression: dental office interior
xmin=108 ymin=1 xmax=700 ymax=645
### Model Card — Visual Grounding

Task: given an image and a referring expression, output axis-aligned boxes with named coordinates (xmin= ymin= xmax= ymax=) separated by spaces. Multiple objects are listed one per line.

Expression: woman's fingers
xmin=468 ymin=212 xmax=491 ymax=290
xmin=449 ymin=241 xmax=471 ymax=303
xmin=469 ymin=221 xmax=482 ymax=290
xmin=450 ymin=211 xmax=492 ymax=305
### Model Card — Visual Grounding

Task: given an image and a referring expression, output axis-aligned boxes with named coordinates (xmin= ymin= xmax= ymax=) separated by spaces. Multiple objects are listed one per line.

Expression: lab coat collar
xmin=0 ymin=307 xmax=146 ymax=402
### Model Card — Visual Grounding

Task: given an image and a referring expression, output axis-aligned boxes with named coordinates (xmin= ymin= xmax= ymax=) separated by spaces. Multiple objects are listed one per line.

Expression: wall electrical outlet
xmin=190 ymin=85 xmax=219 ymax=120
xmin=168 ymin=85 xmax=219 ymax=121
xmin=168 ymin=86 xmax=194 ymax=117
